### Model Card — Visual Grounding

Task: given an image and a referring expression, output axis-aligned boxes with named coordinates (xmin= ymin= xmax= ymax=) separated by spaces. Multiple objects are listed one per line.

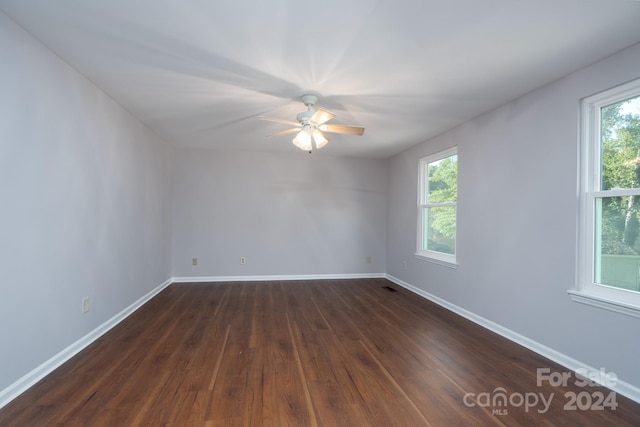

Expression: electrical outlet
xmin=402 ymin=261 xmax=407 ymax=270
xmin=82 ymin=297 xmax=89 ymax=314
xmin=240 ymin=257 xmax=246 ymax=265
xmin=192 ymin=257 xmax=198 ymax=266
xmin=366 ymin=256 xmax=372 ymax=264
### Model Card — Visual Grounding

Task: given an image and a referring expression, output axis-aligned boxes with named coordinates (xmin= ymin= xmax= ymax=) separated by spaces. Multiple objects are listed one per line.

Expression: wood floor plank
xmin=1 ymin=279 xmax=639 ymax=426
xmin=286 ymin=314 xmax=318 ymax=427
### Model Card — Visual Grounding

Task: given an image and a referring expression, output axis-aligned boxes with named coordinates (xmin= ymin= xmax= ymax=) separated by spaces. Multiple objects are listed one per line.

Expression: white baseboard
xmin=0 ymin=278 xmax=173 ymax=410
xmin=171 ymin=273 xmax=386 ymax=283
xmin=385 ymin=274 xmax=640 ymax=405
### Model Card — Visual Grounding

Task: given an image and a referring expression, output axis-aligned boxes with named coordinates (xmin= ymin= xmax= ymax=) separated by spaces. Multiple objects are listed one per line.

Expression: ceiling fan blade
xmin=268 ymin=128 xmax=300 ymax=137
xmin=256 ymin=116 xmax=300 ymax=127
xmin=310 ymin=108 xmax=336 ymax=125
xmin=319 ymin=124 xmax=365 ymax=135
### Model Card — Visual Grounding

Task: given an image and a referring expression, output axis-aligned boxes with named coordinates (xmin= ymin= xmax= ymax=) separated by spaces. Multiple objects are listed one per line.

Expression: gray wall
xmin=171 ymin=148 xmax=387 ymax=277
xmin=387 ymin=43 xmax=640 ymax=389
xmin=0 ymin=13 xmax=172 ymax=391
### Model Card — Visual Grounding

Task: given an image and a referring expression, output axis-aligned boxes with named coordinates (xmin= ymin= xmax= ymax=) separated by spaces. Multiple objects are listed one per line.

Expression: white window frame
xmin=415 ymin=146 xmax=458 ymax=267
xmin=570 ymin=79 xmax=640 ymax=318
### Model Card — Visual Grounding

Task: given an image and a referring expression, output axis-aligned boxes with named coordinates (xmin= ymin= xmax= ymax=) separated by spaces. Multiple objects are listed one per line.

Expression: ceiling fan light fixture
xmin=292 ymin=129 xmax=312 ymax=151
xmin=312 ymin=130 xmax=328 ymax=149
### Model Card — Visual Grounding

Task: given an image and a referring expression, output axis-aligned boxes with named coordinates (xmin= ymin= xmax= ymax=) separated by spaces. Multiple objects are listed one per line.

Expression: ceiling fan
xmin=257 ymin=94 xmax=365 ymax=152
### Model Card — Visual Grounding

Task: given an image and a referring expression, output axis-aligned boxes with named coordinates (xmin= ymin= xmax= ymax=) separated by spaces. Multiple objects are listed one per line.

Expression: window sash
xmin=420 ymin=201 xmax=456 ymax=208
xmin=420 ymin=205 xmax=456 ymax=253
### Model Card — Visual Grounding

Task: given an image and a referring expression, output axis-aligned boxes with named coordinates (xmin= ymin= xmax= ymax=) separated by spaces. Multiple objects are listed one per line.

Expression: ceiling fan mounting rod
xmin=297 ymin=94 xmax=318 ymax=123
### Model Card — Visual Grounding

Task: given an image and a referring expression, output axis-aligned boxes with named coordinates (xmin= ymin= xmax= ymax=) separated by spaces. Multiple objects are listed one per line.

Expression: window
xmin=572 ymin=79 xmax=640 ymax=318
xmin=416 ymin=147 xmax=457 ymax=266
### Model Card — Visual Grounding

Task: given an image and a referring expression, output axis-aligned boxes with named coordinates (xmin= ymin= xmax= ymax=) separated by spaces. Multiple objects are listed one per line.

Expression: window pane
xmin=601 ymin=95 xmax=640 ymax=191
xmin=423 ymin=206 xmax=456 ymax=255
xmin=427 ymin=155 xmax=457 ymax=203
xmin=595 ymin=196 xmax=640 ymax=291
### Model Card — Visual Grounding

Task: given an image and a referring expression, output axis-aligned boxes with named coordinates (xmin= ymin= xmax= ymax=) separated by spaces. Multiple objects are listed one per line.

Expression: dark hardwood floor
xmin=1 ymin=278 xmax=639 ymax=426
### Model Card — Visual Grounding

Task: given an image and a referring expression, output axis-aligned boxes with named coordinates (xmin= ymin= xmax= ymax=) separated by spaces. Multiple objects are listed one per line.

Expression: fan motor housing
xmin=296 ymin=109 xmax=315 ymax=123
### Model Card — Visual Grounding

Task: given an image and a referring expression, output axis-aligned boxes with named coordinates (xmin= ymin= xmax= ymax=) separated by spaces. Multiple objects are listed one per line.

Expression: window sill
xmin=567 ymin=290 xmax=640 ymax=319
xmin=414 ymin=252 xmax=458 ymax=269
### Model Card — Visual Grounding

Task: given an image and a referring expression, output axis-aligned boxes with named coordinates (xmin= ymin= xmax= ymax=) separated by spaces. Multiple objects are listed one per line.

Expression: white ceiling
xmin=2 ymin=0 xmax=640 ymax=158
